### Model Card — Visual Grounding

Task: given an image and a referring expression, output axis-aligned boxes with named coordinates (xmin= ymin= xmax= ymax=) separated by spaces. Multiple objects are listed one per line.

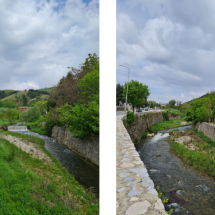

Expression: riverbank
xmin=150 ymin=118 xmax=191 ymax=132
xmin=116 ymin=115 xmax=166 ymax=215
xmin=0 ymin=130 xmax=99 ymax=214
xmin=168 ymin=128 xmax=215 ymax=178
xmin=136 ymin=125 xmax=215 ymax=215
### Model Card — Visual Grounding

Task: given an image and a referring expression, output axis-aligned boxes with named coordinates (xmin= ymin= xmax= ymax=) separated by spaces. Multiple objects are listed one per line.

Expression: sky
xmin=0 ymin=0 xmax=99 ymax=91
xmin=116 ymin=0 xmax=215 ymax=103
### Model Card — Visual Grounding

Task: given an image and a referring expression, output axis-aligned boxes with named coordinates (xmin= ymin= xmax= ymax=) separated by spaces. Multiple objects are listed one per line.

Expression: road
xmin=116 ymin=109 xmax=163 ymax=116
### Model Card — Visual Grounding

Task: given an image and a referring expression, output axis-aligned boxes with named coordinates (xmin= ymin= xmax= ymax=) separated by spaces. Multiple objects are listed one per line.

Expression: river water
xmin=135 ymin=125 xmax=215 ymax=215
xmin=12 ymin=130 xmax=99 ymax=197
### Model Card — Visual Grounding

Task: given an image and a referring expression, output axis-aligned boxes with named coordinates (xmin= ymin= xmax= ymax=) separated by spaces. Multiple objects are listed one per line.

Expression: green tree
xmin=36 ymin=96 xmax=42 ymax=102
xmin=57 ymin=62 xmax=99 ymax=139
xmin=22 ymin=95 xmax=28 ymax=106
xmin=36 ymin=101 xmax=46 ymax=115
xmin=123 ymin=80 xmax=150 ymax=112
xmin=19 ymin=111 xmax=28 ymax=122
xmin=149 ymin=101 xmax=157 ymax=108
xmin=185 ymin=97 xmax=211 ymax=123
xmin=26 ymin=106 xmax=41 ymax=122
xmin=169 ymin=99 xmax=176 ymax=108
xmin=116 ymin=83 xmax=124 ymax=106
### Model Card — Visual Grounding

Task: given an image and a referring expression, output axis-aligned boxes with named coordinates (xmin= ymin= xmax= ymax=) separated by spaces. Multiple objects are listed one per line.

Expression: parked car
xmin=145 ymin=108 xmax=148 ymax=111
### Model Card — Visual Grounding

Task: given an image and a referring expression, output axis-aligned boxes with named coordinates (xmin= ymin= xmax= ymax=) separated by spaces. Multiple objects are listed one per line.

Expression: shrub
xmin=19 ymin=111 xmax=28 ymax=122
xmin=162 ymin=111 xmax=169 ymax=121
xmin=44 ymin=120 xmax=56 ymax=137
xmin=126 ymin=111 xmax=135 ymax=126
xmin=141 ymin=130 xmax=149 ymax=138
xmin=27 ymin=106 xmax=41 ymax=122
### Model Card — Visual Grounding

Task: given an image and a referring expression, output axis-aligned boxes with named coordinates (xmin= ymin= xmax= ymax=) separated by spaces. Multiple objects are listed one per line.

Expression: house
xmin=18 ymin=107 xmax=29 ymax=111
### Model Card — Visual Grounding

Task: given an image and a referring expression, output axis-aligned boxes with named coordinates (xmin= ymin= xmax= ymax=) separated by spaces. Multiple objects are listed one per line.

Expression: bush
xmin=19 ymin=111 xmax=28 ymax=122
xmin=19 ymin=106 xmax=41 ymax=122
xmin=57 ymin=101 xmax=99 ymax=139
xmin=126 ymin=111 xmax=135 ymax=126
xmin=162 ymin=111 xmax=169 ymax=121
xmin=141 ymin=130 xmax=149 ymax=138
xmin=44 ymin=120 xmax=56 ymax=137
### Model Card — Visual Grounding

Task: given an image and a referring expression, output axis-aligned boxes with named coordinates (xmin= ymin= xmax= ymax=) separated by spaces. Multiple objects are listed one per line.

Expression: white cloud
xmin=180 ymin=93 xmax=185 ymax=98
xmin=0 ymin=0 xmax=99 ymax=90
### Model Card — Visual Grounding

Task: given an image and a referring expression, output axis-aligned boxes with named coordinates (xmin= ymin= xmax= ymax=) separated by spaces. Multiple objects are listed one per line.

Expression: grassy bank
xmin=0 ymin=119 xmax=19 ymax=127
xmin=20 ymin=117 xmax=47 ymax=136
xmin=0 ymin=131 xmax=99 ymax=214
xmin=150 ymin=118 xmax=191 ymax=132
xmin=168 ymin=129 xmax=215 ymax=177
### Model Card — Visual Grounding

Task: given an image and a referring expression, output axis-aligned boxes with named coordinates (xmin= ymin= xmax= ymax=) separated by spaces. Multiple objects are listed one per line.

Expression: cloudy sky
xmin=116 ymin=0 xmax=215 ymax=103
xmin=0 ymin=0 xmax=99 ymax=91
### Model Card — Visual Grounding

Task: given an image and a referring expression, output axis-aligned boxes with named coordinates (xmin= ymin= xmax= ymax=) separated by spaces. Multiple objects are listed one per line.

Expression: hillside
xmin=0 ymin=90 xmax=17 ymax=100
xmin=1 ymin=87 xmax=54 ymax=102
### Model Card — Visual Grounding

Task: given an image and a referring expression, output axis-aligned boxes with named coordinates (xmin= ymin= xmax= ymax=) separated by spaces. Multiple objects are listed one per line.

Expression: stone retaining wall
xmin=52 ymin=126 xmax=99 ymax=166
xmin=192 ymin=122 xmax=215 ymax=141
xmin=122 ymin=112 xmax=163 ymax=141
xmin=116 ymin=115 xmax=165 ymax=215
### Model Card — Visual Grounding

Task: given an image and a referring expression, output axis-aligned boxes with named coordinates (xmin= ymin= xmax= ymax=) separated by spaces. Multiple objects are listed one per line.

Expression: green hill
xmin=1 ymin=87 xmax=54 ymax=102
xmin=0 ymin=90 xmax=18 ymax=100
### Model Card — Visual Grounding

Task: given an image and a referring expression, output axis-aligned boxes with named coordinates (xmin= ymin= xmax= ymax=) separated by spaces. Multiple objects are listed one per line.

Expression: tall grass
xmin=169 ymin=139 xmax=215 ymax=177
xmin=193 ymin=128 xmax=215 ymax=147
xmin=0 ymin=132 xmax=99 ymax=214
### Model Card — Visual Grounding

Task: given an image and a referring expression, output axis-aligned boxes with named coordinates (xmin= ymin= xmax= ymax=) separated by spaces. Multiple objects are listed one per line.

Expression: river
xmin=135 ymin=125 xmax=215 ymax=215
xmin=11 ymin=130 xmax=99 ymax=197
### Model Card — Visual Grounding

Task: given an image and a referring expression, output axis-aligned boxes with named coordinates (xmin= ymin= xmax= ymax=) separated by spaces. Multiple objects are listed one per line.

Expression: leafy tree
xmin=57 ymin=62 xmax=99 ymax=139
xmin=49 ymin=53 xmax=99 ymax=108
xmin=169 ymin=99 xmax=176 ymax=108
xmin=116 ymin=83 xmax=124 ymax=106
xmin=123 ymin=80 xmax=150 ymax=112
xmin=22 ymin=95 xmax=28 ymax=106
xmin=25 ymin=106 xmax=41 ymax=122
xmin=19 ymin=111 xmax=28 ymax=122
xmin=36 ymin=101 xmax=46 ymax=115
xmin=78 ymin=61 xmax=99 ymax=104
xmin=185 ymin=97 xmax=212 ymax=123
xmin=149 ymin=101 xmax=157 ymax=108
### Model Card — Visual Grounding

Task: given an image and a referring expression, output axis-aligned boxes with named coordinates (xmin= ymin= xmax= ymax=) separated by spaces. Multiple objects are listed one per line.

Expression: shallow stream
xmin=12 ymin=130 xmax=99 ymax=197
xmin=135 ymin=125 xmax=215 ymax=215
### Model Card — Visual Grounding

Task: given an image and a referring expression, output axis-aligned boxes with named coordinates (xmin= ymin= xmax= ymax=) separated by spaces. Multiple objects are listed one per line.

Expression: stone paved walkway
xmin=116 ymin=115 xmax=166 ymax=215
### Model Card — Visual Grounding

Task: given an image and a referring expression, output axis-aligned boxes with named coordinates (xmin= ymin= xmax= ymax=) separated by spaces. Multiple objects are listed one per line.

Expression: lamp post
xmin=119 ymin=65 xmax=130 ymax=114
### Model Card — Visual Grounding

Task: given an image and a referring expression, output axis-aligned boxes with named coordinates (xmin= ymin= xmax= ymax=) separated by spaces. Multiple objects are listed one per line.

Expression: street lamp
xmin=119 ymin=65 xmax=130 ymax=114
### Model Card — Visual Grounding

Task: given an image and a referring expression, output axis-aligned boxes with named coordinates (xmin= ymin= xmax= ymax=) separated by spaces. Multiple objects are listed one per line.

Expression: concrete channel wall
xmin=193 ymin=122 xmax=215 ymax=141
xmin=116 ymin=114 xmax=166 ymax=215
xmin=122 ymin=111 xmax=164 ymax=141
xmin=52 ymin=126 xmax=99 ymax=166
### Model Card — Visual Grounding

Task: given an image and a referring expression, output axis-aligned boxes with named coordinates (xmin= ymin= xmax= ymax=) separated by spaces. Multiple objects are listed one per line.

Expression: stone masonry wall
xmin=52 ymin=126 xmax=99 ymax=166
xmin=122 ymin=112 xmax=164 ymax=141
xmin=192 ymin=122 xmax=215 ymax=141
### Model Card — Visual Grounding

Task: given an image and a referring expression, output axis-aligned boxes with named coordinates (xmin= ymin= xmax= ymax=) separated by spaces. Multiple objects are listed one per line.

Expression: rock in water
xmin=170 ymin=190 xmax=185 ymax=205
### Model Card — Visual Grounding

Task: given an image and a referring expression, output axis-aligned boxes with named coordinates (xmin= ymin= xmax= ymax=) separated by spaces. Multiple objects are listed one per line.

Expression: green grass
xmin=169 ymin=137 xmax=215 ymax=177
xmin=193 ymin=128 xmax=215 ymax=147
xmin=0 ymin=131 xmax=99 ymax=214
xmin=20 ymin=117 xmax=48 ymax=136
xmin=0 ymin=119 xmax=19 ymax=127
xmin=150 ymin=118 xmax=191 ymax=132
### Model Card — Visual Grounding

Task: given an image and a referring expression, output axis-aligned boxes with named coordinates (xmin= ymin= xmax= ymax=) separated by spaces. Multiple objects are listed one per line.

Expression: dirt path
xmin=0 ymin=134 xmax=52 ymax=163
